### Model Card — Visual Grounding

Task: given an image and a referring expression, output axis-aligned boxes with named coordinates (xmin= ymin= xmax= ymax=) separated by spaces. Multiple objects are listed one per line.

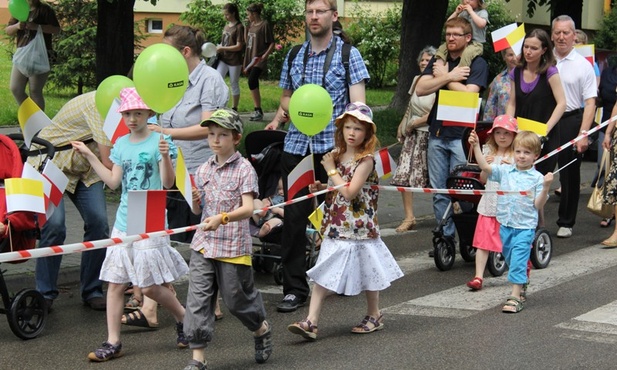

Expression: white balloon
xmin=201 ymin=42 xmax=217 ymax=58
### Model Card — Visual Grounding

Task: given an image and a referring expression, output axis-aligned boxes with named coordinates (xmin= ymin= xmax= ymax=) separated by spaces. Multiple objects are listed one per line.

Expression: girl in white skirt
xmin=73 ymin=88 xmax=189 ymax=362
xmin=287 ymin=102 xmax=403 ymax=341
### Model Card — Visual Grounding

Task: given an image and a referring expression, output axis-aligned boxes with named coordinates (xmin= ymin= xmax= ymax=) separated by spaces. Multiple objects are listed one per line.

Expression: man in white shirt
xmin=551 ymin=15 xmax=597 ymax=238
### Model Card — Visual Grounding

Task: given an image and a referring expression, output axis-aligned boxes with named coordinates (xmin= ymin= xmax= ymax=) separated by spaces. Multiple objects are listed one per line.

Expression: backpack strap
xmin=286 ymin=44 xmax=303 ymax=87
xmin=341 ymin=43 xmax=351 ymax=101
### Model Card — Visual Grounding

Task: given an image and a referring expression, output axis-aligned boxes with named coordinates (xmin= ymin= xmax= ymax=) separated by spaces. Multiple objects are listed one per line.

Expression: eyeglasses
xmin=345 ymin=103 xmax=373 ymax=119
xmin=445 ymin=32 xmax=468 ymax=39
xmin=304 ymin=8 xmax=334 ymax=17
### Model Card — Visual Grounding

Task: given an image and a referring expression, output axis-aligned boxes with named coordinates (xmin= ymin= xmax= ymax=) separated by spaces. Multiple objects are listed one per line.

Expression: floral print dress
xmin=306 ymin=154 xmax=403 ymax=296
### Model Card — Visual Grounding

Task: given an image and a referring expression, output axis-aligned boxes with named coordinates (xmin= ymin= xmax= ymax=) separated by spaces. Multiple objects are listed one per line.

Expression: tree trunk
xmin=96 ymin=0 xmax=135 ymax=85
xmin=552 ymin=0 xmax=583 ymax=29
xmin=390 ymin=0 xmax=449 ymax=112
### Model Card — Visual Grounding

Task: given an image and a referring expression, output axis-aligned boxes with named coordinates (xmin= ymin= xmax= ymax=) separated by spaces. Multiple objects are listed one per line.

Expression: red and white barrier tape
xmin=0 ymin=225 xmax=198 ymax=263
xmin=534 ymin=115 xmax=616 ymax=165
xmin=365 ymin=184 xmax=532 ymax=196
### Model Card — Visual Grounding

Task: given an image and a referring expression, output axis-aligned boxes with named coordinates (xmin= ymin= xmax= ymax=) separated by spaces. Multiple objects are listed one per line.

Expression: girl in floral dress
xmin=287 ymin=102 xmax=403 ymax=341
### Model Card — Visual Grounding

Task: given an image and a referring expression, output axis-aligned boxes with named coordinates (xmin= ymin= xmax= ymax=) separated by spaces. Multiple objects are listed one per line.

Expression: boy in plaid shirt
xmin=183 ymin=108 xmax=272 ymax=370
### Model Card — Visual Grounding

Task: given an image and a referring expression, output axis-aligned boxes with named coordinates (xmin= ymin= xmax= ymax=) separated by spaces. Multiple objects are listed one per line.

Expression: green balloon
xmin=95 ymin=75 xmax=135 ymax=119
xmin=289 ymin=84 xmax=333 ymax=136
xmin=133 ymin=44 xmax=189 ymax=114
xmin=9 ymin=0 xmax=29 ymax=22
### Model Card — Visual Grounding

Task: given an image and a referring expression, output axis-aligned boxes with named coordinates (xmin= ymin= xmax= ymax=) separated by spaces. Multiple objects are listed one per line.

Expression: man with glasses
xmin=550 ymin=15 xmax=596 ymax=239
xmin=265 ymin=0 xmax=369 ymax=313
xmin=416 ymin=17 xmax=488 ymax=251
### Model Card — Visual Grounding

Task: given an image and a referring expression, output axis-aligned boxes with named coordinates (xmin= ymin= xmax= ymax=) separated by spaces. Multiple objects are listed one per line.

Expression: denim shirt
xmin=489 ymin=164 xmax=545 ymax=229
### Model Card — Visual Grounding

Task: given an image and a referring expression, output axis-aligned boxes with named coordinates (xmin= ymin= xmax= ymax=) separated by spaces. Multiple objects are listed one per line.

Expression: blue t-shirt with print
xmin=110 ymin=132 xmax=177 ymax=232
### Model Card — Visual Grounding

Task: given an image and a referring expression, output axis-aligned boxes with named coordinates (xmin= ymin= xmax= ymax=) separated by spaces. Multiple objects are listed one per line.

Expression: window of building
xmin=147 ymin=19 xmax=163 ymax=34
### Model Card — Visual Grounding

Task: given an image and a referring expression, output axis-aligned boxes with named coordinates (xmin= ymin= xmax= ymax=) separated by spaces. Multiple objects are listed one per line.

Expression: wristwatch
xmin=220 ymin=212 xmax=230 ymax=225
xmin=327 ymin=169 xmax=338 ymax=177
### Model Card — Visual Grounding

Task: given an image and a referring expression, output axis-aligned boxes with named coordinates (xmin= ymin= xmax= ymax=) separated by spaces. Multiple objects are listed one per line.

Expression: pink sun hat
xmin=118 ymin=87 xmax=152 ymax=113
xmin=487 ymin=114 xmax=518 ymax=134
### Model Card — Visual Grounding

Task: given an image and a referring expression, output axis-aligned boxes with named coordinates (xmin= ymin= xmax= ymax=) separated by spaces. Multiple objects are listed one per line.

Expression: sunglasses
xmin=345 ymin=103 xmax=373 ymax=119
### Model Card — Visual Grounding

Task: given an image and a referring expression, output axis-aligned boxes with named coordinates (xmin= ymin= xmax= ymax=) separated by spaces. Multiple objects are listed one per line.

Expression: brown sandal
xmin=287 ymin=319 xmax=318 ymax=340
xmin=395 ymin=218 xmax=416 ymax=233
xmin=351 ymin=313 xmax=384 ymax=334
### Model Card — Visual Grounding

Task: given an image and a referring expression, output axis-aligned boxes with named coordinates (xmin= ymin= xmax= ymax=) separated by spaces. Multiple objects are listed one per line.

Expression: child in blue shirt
xmin=469 ymin=130 xmax=553 ymax=313
xmin=73 ymin=87 xmax=189 ymax=361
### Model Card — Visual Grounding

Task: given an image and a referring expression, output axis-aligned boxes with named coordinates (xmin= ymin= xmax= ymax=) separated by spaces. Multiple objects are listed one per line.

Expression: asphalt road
xmin=2 ymin=186 xmax=617 ymax=369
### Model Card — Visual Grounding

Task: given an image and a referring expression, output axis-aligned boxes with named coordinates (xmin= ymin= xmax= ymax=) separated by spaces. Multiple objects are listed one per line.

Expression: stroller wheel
xmin=8 ymin=289 xmax=47 ymax=340
xmin=531 ymin=228 xmax=552 ymax=269
xmin=433 ymin=237 xmax=456 ymax=271
xmin=459 ymin=243 xmax=476 ymax=263
xmin=487 ymin=252 xmax=507 ymax=277
xmin=273 ymin=262 xmax=284 ymax=286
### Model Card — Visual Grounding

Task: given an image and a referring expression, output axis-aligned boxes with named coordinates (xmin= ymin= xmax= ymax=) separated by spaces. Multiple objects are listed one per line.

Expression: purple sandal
xmin=287 ymin=319 xmax=318 ymax=340
xmin=351 ymin=313 xmax=384 ymax=334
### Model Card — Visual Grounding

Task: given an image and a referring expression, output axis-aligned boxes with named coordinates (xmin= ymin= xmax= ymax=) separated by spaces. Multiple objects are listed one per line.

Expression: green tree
xmin=50 ymin=0 xmax=97 ymax=94
xmin=346 ymin=4 xmax=402 ymax=88
xmin=181 ymin=0 xmax=304 ymax=79
xmin=595 ymin=5 xmax=617 ymax=50
xmin=505 ymin=0 xmax=583 ymax=27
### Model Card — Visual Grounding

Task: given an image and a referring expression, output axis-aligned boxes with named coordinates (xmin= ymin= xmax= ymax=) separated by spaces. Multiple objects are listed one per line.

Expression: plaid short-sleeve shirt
xmin=190 ymin=151 xmax=258 ymax=258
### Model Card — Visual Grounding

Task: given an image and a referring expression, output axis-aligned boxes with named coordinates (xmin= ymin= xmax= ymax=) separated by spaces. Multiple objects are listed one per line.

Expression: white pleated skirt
xmin=307 ymin=238 xmax=404 ymax=296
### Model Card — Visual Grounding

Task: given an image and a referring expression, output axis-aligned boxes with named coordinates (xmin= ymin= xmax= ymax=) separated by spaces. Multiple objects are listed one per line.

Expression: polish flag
xmin=18 ymin=97 xmax=52 ymax=148
xmin=103 ymin=98 xmax=129 ymax=144
xmin=437 ymin=90 xmax=480 ymax=128
xmin=126 ymin=190 xmax=167 ymax=235
xmin=574 ymin=44 xmax=595 ymax=66
xmin=491 ymin=23 xmax=525 ymax=56
xmin=21 ymin=163 xmax=53 ymax=223
xmin=42 ymin=160 xmax=69 ymax=207
xmin=287 ymin=154 xmax=314 ymax=200
xmin=374 ymin=147 xmax=397 ymax=179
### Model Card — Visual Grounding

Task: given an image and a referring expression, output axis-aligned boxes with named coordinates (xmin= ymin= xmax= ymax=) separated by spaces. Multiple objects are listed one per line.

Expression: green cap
xmin=200 ymin=108 xmax=243 ymax=134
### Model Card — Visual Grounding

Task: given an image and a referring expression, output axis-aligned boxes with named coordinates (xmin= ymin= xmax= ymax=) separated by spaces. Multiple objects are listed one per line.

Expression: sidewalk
xmin=0 ymin=121 xmax=597 ymax=291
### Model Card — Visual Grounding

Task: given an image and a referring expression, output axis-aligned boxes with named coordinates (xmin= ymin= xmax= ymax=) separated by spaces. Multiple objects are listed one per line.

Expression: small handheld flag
xmin=18 ymin=98 xmax=52 ymax=148
xmin=374 ymin=148 xmax=397 ymax=179
xmin=287 ymin=154 xmax=315 ymax=200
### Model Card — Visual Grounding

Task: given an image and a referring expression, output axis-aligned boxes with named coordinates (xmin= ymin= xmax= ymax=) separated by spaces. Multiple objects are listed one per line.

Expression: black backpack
xmin=286 ymin=40 xmax=351 ymax=97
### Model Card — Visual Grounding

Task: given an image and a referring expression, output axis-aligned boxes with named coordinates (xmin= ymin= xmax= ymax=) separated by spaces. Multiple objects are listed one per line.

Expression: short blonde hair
xmin=513 ymin=131 xmax=541 ymax=156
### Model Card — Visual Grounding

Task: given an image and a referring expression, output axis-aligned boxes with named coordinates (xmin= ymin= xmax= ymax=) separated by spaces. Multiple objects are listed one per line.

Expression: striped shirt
xmin=190 ymin=151 xmax=258 ymax=258
xmin=28 ymin=91 xmax=111 ymax=193
xmin=279 ymin=36 xmax=369 ymax=155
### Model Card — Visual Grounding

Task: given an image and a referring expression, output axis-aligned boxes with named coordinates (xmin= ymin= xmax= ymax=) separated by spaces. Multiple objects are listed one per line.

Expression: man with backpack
xmin=265 ymin=0 xmax=369 ymax=313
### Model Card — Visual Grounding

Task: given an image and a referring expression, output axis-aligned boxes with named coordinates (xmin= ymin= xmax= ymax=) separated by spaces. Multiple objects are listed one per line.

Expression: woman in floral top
xmin=483 ymin=48 xmax=518 ymax=122
xmin=287 ymin=102 xmax=403 ymax=341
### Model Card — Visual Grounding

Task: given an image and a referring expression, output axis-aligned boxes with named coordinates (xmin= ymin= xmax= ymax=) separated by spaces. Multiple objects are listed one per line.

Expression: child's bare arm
xmin=201 ymin=193 xmax=255 ymax=231
xmin=534 ymin=172 xmax=554 ymax=209
xmin=468 ymin=131 xmax=492 ymax=175
xmin=191 ymin=186 xmax=202 ymax=215
xmin=159 ymin=136 xmax=175 ymax=189
xmin=462 ymin=4 xmax=487 ymax=29
xmin=71 ymin=141 xmax=122 ymax=189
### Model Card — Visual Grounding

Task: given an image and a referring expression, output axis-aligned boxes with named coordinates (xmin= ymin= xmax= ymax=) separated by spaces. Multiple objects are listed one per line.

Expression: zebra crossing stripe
xmin=556 ymin=301 xmax=617 ymax=343
xmin=384 ymin=244 xmax=617 ymax=319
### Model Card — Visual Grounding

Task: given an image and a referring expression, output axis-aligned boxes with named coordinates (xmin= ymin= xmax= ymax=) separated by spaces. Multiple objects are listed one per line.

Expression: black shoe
xmin=428 ymin=250 xmax=434 ymax=258
xmin=45 ymin=298 xmax=54 ymax=312
xmin=276 ymin=294 xmax=305 ymax=313
xmin=84 ymin=296 xmax=107 ymax=311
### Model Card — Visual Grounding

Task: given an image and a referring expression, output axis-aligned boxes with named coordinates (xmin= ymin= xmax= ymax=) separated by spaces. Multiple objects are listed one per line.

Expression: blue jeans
xmin=35 ymin=181 xmax=109 ymax=301
xmin=427 ymin=136 xmax=466 ymax=239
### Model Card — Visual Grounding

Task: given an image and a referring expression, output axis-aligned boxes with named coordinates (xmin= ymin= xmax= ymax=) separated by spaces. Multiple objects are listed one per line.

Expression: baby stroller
xmin=0 ymin=133 xmax=55 ymax=339
xmin=432 ymin=123 xmax=553 ymax=272
xmin=245 ymin=130 xmax=320 ymax=285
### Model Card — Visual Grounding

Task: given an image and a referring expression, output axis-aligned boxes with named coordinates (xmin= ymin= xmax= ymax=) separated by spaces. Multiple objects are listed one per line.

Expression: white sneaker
xmin=249 ymin=111 xmax=264 ymax=121
xmin=556 ymin=227 xmax=572 ymax=238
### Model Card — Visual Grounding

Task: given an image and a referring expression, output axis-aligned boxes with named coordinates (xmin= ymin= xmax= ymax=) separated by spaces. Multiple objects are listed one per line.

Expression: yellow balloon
xmin=133 ymin=44 xmax=189 ymax=113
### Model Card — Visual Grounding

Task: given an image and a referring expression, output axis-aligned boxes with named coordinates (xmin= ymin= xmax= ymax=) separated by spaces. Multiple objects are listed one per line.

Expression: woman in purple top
xmin=505 ymin=28 xmax=566 ymax=176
